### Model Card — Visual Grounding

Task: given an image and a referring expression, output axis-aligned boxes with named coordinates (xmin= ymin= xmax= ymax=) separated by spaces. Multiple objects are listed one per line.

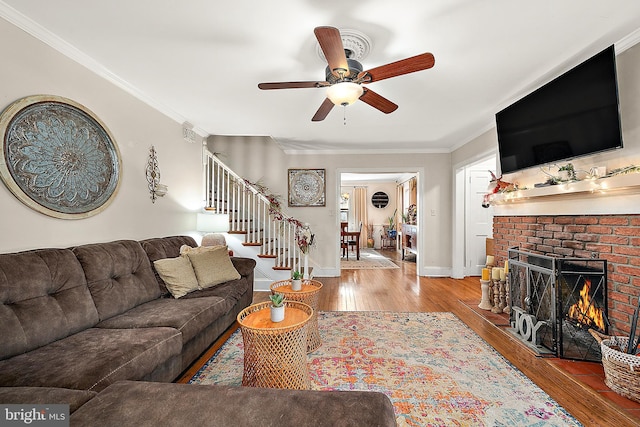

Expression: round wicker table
xmin=270 ymin=279 xmax=323 ymax=352
xmin=237 ymin=301 xmax=312 ymax=390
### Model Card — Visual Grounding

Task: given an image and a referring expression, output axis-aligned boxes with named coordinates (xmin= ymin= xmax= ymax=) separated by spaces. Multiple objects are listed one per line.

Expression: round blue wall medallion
xmin=0 ymin=95 xmax=121 ymax=219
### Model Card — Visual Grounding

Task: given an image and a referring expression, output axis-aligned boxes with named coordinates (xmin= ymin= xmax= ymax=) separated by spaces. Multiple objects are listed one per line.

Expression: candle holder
xmin=478 ymin=279 xmax=493 ymax=310
xmin=491 ymin=279 xmax=503 ymax=314
xmin=497 ymin=279 xmax=506 ymax=311
xmin=503 ymin=275 xmax=511 ymax=314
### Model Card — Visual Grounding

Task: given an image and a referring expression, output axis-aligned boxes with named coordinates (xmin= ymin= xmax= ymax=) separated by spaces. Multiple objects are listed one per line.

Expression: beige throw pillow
xmin=187 ymin=245 xmax=241 ymax=289
xmin=154 ymin=256 xmax=200 ymax=299
xmin=180 ymin=244 xmax=226 ymax=255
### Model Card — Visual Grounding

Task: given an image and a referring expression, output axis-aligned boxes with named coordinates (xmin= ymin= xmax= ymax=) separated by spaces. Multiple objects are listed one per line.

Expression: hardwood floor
xmin=189 ymin=249 xmax=639 ymax=426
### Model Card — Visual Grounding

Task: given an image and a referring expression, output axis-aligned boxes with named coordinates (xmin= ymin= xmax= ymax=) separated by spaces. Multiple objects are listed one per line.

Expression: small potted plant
xmin=291 ymin=270 xmax=302 ymax=291
xmin=558 ymin=163 xmax=576 ymax=181
xmin=269 ymin=293 xmax=285 ymax=322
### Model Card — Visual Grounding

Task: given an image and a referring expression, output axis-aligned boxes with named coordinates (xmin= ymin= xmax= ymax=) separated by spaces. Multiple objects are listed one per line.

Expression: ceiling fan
xmin=258 ymin=26 xmax=435 ymax=122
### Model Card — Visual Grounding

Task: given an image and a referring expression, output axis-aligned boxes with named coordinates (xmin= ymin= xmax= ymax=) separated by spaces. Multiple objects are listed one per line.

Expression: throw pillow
xmin=187 ymin=245 xmax=241 ymax=289
xmin=153 ymin=256 xmax=200 ymax=299
xmin=180 ymin=244 xmax=225 ymax=255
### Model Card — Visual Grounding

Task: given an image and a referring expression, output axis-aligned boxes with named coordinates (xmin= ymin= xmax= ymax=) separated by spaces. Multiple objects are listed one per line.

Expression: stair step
xmin=258 ymin=254 xmax=277 ymax=259
xmin=243 ymin=242 xmax=263 ymax=247
xmin=228 ymin=230 xmax=247 ymax=235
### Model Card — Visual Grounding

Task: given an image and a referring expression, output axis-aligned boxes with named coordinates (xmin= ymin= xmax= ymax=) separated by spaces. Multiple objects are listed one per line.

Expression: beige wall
xmin=0 ymin=18 xmax=203 ymax=253
xmin=210 ymin=135 xmax=452 ymax=275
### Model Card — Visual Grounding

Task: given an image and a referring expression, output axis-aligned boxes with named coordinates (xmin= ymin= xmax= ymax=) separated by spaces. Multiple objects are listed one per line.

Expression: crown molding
xmin=616 ymin=26 xmax=640 ymax=54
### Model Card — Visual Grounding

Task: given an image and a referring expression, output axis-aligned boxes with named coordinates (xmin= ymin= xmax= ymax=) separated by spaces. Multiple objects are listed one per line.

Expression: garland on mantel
xmin=485 ymin=164 xmax=640 ymax=207
xmin=242 ymin=178 xmax=315 ymax=253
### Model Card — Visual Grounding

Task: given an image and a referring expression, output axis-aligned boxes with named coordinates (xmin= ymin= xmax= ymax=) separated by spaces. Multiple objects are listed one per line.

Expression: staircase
xmin=203 ymin=148 xmax=310 ymax=290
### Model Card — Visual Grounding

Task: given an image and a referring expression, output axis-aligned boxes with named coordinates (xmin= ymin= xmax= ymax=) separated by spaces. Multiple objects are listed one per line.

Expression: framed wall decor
xmin=288 ymin=168 xmax=326 ymax=207
xmin=0 ymin=95 xmax=121 ymax=219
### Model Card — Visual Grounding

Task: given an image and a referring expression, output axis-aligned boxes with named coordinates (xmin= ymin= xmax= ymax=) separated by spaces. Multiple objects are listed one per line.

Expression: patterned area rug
xmin=340 ymin=248 xmax=399 ymax=269
xmin=190 ymin=311 xmax=581 ymax=426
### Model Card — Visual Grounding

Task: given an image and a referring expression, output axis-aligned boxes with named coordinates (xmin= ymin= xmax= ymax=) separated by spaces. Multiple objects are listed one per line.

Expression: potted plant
xmin=291 ymin=270 xmax=302 ymax=291
xmin=366 ymin=224 xmax=375 ymax=248
xmin=558 ymin=163 xmax=576 ymax=181
xmin=387 ymin=208 xmax=397 ymax=238
xmin=269 ymin=293 xmax=285 ymax=322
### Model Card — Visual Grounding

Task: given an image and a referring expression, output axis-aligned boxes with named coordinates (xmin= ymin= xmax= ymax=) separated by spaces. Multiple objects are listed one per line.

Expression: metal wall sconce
xmin=146 ymin=145 xmax=168 ymax=203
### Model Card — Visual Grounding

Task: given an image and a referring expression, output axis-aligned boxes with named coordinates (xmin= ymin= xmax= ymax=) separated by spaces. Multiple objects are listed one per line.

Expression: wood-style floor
xmin=187 ymin=249 xmax=640 ymax=426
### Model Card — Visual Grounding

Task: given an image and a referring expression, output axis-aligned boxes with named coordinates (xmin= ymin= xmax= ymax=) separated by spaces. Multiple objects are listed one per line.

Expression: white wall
xmin=210 ymin=135 xmax=452 ymax=276
xmin=0 ymin=18 xmax=203 ymax=253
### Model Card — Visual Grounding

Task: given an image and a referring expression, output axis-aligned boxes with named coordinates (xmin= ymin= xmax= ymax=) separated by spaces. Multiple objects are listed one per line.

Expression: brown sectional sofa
xmin=0 ymin=235 xmax=397 ymax=426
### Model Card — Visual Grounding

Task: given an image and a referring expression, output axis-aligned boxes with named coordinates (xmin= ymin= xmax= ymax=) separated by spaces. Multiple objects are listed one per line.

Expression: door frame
xmin=336 ymin=166 xmax=424 ymax=276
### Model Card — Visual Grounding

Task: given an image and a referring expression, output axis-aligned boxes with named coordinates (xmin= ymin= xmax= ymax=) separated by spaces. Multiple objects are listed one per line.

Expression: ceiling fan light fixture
xmin=326 ymin=82 xmax=363 ymax=106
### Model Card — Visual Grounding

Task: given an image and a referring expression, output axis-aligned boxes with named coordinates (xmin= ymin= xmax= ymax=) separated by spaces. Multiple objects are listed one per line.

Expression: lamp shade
xmin=326 ymin=82 xmax=364 ymax=106
xmin=196 ymin=213 xmax=230 ymax=232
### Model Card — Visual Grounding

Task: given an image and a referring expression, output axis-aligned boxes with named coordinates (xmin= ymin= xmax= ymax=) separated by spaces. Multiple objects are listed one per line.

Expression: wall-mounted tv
xmin=496 ymin=45 xmax=623 ymax=175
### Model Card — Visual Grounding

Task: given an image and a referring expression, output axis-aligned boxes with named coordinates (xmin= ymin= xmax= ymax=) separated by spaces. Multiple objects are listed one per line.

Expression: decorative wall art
xmin=0 ymin=95 xmax=121 ymax=219
xmin=145 ymin=145 xmax=167 ymax=203
xmin=288 ymin=168 xmax=326 ymax=207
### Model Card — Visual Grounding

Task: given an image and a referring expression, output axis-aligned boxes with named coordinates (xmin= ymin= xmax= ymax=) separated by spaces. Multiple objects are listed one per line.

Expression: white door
xmin=465 ymin=169 xmax=493 ymax=276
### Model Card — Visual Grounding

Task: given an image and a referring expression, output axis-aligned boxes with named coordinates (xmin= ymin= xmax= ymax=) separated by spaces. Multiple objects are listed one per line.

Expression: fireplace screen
xmin=508 ymin=248 xmax=607 ymax=362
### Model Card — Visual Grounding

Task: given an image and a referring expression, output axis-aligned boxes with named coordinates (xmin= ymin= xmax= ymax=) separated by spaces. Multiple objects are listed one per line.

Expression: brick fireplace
xmin=493 ymin=214 xmax=640 ymax=335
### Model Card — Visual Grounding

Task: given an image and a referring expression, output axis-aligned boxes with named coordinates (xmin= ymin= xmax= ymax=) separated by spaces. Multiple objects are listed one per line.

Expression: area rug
xmin=190 ymin=311 xmax=581 ymax=426
xmin=340 ymin=248 xmax=399 ymax=269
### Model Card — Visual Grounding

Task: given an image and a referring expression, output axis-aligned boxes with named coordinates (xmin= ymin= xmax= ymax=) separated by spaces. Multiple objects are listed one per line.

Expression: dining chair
xmin=347 ymin=222 xmax=362 ymax=254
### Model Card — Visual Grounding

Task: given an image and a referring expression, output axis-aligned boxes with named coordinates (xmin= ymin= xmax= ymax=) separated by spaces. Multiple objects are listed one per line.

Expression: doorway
xmin=452 ymin=154 xmax=496 ymax=278
xmin=337 ymin=168 xmax=423 ymax=276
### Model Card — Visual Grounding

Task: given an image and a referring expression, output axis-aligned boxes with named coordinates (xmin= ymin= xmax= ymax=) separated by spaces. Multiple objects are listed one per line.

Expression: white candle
xmin=486 ymin=255 xmax=495 ymax=266
xmin=492 ymin=267 xmax=501 ymax=280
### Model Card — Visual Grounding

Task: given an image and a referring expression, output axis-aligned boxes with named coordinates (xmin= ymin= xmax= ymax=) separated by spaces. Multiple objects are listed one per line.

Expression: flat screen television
xmin=496 ymin=45 xmax=623 ymax=175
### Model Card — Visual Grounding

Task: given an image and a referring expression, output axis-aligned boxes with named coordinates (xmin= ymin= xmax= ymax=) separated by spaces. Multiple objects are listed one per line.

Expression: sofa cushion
xmin=0 ymin=327 xmax=181 ymax=392
xmin=179 ymin=276 xmax=250 ymax=303
xmin=153 ymin=256 xmax=200 ymax=298
xmin=70 ymin=381 xmax=398 ymax=427
xmin=0 ymin=248 xmax=99 ymax=360
xmin=186 ymin=246 xmax=240 ymax=289
xmin=96 ymin=296 xmax=231 ymax=345
xmin=0 ymin=387 xmax=97 ymax=414
xmin=140 ymin=236 xmax=198 ymax=294
xmin=73 ymin=240 xmax=162 ymax=321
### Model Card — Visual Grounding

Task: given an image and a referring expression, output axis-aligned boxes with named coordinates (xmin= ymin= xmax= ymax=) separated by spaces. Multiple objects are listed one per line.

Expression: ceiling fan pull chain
xmin=343 ymin=105 xmax=347 ymax=125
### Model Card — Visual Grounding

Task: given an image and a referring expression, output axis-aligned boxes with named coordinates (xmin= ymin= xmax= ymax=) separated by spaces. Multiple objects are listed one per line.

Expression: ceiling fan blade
xmin=258 ymin=81 xmax=326 ymax=90
xmin=359 ymin=88 xmax=398 ymax=114
xmin=311 ymin=98 xmax=335 ymax=121
xmin=359 ymin=52 xmax=435 ymax=83
xmin=314 ymin=26 xmax=349 ymax=78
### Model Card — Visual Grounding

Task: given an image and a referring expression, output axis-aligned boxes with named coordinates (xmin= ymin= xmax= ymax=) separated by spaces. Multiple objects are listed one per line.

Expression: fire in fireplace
xmin=508 ymin=248 xmax=607 ymax=362
xmin=567 ymin=279 xmax=605 ymax=331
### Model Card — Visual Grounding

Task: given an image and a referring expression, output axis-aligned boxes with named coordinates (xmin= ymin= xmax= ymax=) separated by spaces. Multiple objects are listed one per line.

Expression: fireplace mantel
xmin=490 ymin=172 xmax=640 ymax=216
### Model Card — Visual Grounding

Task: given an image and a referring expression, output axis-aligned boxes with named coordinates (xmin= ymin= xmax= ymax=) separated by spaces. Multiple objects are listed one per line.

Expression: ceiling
xmin=2 ymin=1 xmax=640 ymax=154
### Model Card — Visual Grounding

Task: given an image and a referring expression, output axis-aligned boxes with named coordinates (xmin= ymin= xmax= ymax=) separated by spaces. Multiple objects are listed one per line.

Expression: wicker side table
xmin=237 ymin=301 xmax=312 ymax=390
xmin=270 ymin=279 xmax=323 ymax=352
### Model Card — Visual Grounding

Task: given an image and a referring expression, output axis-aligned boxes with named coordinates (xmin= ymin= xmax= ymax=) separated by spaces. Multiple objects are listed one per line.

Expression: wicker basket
xmin=590 ymin=329 xmax=640 ymax=403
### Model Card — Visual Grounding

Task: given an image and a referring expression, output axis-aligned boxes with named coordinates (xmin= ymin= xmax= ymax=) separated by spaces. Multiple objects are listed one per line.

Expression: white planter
xmin=270 ymin=305 xmax=285 ymax=322
xmin=291 ymin=279 xmax=302 ymax=291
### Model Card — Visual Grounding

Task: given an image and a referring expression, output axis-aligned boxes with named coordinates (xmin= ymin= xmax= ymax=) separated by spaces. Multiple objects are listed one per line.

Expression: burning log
xmin=567 ymin=280 xmax=605 ymax=331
